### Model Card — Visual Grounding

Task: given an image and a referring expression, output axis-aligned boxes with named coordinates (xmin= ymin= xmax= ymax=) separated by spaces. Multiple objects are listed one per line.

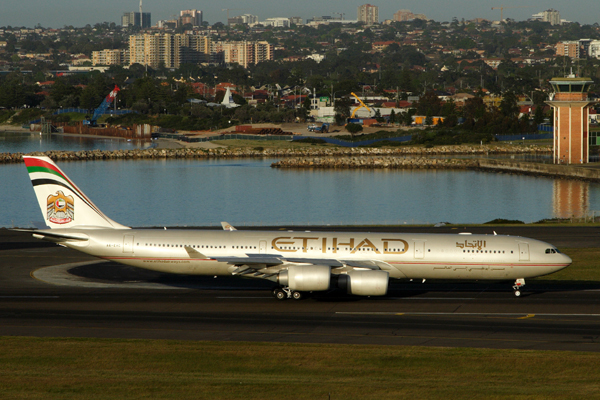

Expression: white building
xmin=588 ymin=40 xmax=600 ymax=59
xmin=260 ymin=18 xmax=290 ymax=28
xmin=530 ymin=9 xmax=560 ymax=25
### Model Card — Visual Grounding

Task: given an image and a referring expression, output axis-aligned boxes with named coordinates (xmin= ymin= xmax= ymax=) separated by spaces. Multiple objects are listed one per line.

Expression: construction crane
xmin=491 ymin=6 xmax=531 ymax=22
xmin=350 ymin=92 xmax=372 ymax=119
xmin=83 ymin=85 xmax=120 ymax=127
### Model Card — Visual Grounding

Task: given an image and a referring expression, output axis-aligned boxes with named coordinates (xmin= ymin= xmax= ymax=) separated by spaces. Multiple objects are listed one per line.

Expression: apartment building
xmin=531 ymin=9 xmax=560 ymax=25
xmin=358 ymin=4 xmax=379 ymax=25
xmin=213 ymin=41 xmax=273 ymax=68
xmin=179 ymin=10 xmax=202 ymax=27
xmin=556 ymin=41 xmax=580 ymax=59
xmin=129 ymin=34 xmax=272 ymax=69
xmin=92 ymin=49 xmax=130 ymax=66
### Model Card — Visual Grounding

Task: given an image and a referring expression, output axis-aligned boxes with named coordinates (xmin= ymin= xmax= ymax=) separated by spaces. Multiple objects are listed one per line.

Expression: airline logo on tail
xmin=23 ymin=156 xmax=130 ymax=229
xmin=47 ymin=191 xmax=74 ymax=224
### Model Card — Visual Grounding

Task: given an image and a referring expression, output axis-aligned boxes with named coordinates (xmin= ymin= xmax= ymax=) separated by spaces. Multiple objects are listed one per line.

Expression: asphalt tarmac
xmin=1 ymin=226 xmax=600 ymax=352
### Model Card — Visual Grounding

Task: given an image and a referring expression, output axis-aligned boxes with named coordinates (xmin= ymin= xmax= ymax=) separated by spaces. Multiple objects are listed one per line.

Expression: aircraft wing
xmin=206 ymin=253 xmax=392 ymax=275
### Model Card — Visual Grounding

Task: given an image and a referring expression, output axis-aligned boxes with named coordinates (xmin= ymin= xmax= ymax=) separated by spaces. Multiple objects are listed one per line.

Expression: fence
xmin=293 ymin=135 xmax=413 ymax=147
xmin=494 ymin=133 xmax=553 ymax=141
xmin=153 ymin=132 xmax=293 ymax=142
xmin=35 ymin=122 xmax=153 ymax=139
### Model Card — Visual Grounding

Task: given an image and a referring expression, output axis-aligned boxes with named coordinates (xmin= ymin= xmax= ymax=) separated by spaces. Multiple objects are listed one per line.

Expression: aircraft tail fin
xmin=23 ymin=156 xmax=129 ymax=230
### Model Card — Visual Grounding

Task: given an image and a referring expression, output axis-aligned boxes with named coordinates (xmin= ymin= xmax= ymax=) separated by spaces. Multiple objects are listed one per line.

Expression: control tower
xmin=546 ymin=74 xmax=595 ymax=164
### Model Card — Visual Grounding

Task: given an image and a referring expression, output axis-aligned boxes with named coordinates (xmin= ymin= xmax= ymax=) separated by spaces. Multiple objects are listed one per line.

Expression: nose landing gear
xmin=513 ymin=278 xmax=525 ymax=297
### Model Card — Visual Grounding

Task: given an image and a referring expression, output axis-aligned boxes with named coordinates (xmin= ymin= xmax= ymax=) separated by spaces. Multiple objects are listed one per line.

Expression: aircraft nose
xmin=561 ymin=253 xmax=573 ymax=266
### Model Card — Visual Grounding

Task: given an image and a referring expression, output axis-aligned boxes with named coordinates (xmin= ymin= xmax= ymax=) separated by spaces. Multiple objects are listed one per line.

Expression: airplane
xmin=19 ymin=156 xmax=572 ymax=299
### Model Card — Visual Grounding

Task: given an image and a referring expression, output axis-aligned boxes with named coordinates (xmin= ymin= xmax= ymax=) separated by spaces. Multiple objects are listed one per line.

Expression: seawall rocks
xmin=271 ymin=157 xmax=479 ymax=169
xmin=0 ymin=144 xmax=550 ymax=164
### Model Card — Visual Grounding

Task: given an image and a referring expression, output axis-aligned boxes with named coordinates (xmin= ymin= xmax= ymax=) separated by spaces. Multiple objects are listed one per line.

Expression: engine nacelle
xmin=278 ymin=265 xmax=331 ymax=291
xmin=338 ymin=270 xmax=389 ymax=296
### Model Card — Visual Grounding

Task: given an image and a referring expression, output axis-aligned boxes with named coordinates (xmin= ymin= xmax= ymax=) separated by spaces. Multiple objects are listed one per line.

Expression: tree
xmin=334 ymin=96 xmax=351 ymax=125
xmin=500 ymin=91 xmax=519 ymax=118
xmin=345 ymin=122 xmax=362 ymax=137
xmin=415 ymin=91 xmax=442 ymax=116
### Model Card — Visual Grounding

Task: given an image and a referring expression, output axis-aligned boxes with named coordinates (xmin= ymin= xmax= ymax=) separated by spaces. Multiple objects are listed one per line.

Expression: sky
xmin=1 ymin=0 xmax=598 ymax=29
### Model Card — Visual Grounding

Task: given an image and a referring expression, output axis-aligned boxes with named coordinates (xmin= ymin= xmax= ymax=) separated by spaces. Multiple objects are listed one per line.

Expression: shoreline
xmin=0 ymin=144 xmax=551 ymax=164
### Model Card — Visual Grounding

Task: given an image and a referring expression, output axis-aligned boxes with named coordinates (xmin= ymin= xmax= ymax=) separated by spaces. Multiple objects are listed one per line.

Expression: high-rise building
xmin=212 ymin=40 xmax=274 ymax=68
xmin=531 ymin=9 xmax=560 ymax=25
xmin=129 ymin=33 xmax=212 ymax=68
xmin=128 ymin=34 xmax=272 ymax=69
xmin=122 ymin=12 xmax=151 ymax=28
xmin=357 ymin=4 xmax=378 ymax=25
xmin=179 ymin=10 xmax=202 ymax=27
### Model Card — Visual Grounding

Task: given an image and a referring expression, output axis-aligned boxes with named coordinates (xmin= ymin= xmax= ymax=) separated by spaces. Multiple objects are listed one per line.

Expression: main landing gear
xmin=273 ymin=287 xmax=304 ymax=300
xmin=513 ymin=278 xmax=526 ymax=297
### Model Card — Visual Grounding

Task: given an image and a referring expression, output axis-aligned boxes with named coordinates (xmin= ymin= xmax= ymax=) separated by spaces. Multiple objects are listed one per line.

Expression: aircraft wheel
xmin=514 ymin=290 xmax=521 ymax=297
xmin=274 ymin=289 xmax=287 ymax=300
xmin=292 ymin=291 xmax=303 ymax=300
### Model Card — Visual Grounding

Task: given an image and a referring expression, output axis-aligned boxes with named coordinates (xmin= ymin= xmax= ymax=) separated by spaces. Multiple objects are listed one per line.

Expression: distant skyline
xmin=2 ymin=0 xmax=598 ymax=28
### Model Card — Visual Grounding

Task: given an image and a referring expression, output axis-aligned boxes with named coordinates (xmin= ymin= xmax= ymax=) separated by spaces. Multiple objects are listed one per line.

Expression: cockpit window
xmin=545 ymin=248 xmax=558 ymax=254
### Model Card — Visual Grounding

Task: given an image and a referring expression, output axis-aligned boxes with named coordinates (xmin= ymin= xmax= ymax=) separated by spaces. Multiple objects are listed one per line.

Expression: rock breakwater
xmin=0 ymin=144 xmax=550 ymax=164
xmin=272 ymin=157 xmax=479 ymax=169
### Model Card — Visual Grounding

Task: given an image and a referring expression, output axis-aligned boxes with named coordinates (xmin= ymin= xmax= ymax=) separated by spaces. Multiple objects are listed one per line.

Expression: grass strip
xmin=1 ymin=338 xmax=600 ymax=399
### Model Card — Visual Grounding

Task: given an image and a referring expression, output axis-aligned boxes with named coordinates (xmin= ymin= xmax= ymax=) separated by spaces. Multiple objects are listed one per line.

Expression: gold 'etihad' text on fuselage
xmin=271 ymin=237 xmax=409 ymax=254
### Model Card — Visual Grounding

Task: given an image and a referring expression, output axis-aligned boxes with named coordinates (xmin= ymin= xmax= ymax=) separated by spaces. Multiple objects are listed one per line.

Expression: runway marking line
xmin=519 ymin=314 xmax=536 ymax=320
xmin=337 ymin=312 xmax=600 ymax=318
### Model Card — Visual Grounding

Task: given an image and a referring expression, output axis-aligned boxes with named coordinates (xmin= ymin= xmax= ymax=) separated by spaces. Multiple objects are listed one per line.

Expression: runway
xmin=2 ymin=226 xmax=600 ymax=352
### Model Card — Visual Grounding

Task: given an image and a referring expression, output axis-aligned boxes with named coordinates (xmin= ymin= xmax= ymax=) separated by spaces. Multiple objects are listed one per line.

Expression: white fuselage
xmin=49 ymin=228 xmax=571 ymax=281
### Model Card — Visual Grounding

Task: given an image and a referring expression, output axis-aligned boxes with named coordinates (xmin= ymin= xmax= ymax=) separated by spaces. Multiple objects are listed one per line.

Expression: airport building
xmin=546 ymin=74 xmax=596 ymax=164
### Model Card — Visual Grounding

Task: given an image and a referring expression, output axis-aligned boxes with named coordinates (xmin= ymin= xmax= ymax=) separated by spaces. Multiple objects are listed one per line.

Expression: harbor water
xmin=2 ymin=158 xmax=599 ymax=228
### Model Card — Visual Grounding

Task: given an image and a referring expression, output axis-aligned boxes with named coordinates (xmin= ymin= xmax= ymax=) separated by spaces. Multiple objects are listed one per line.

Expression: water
xmin=3 ymin=158 xmax=599 ymax=228
xmin=0 ymin=132 xmax=153 ymax=154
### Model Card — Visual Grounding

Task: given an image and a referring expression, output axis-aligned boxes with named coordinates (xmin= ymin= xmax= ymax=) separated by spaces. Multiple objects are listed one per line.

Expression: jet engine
xmin=278 ymin=265 xmax=331 ymax=291
xmin=338 ymin=270 xmax=389 ymax=296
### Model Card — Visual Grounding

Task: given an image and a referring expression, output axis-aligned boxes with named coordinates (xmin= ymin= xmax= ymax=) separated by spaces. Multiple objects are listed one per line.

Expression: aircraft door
xmin=518 ymin=243 xmax=529 ymax=261
xmin=259 ymin=240 xmax=267 ymax=254
xmin=414 ymin=241 xmax=425 ymax=259
xmin=123 ymin=235 xmax=134 ymax=253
